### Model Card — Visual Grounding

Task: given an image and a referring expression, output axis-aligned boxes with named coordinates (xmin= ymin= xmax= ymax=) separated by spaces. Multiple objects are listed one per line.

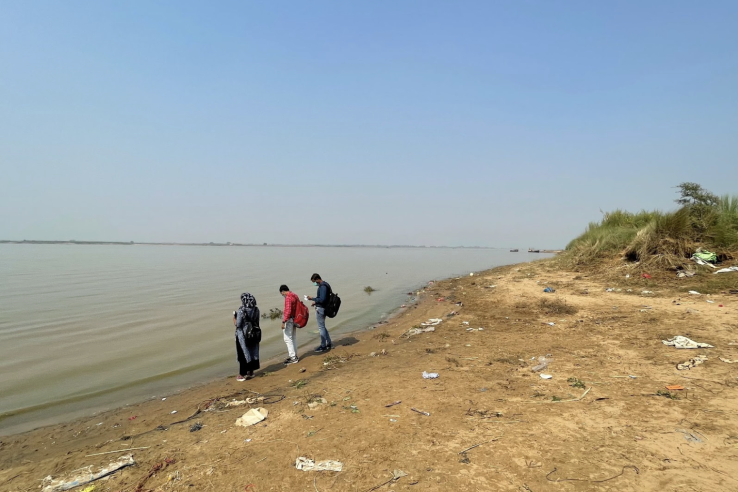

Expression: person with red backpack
xmin=279 ymin=284 xmax=301 ymax=364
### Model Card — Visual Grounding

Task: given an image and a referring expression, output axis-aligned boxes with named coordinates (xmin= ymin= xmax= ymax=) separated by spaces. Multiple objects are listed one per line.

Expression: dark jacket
xmin=314 ymin=281 xmax=331 ymax=308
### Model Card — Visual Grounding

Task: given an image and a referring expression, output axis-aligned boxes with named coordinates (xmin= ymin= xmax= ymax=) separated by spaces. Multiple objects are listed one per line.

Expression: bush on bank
xmin=565 ymin=183 xmax=738 ymax=269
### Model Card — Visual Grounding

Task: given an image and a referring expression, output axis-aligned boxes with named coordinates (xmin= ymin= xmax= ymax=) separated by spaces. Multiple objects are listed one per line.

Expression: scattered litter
xmin=42 ymin=455 xmax=135 ymax=492
xmin=389 ymin=419 xmax=397 ymax=422
xmin=642 ymin=273 xmax=652 ymax=279
xmin=308 ymin=398 xmax=327 ymax=409
xmin=404 ymin=326 xmax=435 ymax=337
xmin=161 ymin=398 xmax=166 ymax=401
xmin=605 ymin=288 xmax=615 ymax=292
xmin=540 ymin=374 xmax=552 ymax=380
xmin=629 ymin=375 xmax=637 ymax=379
xmin=693 ymin=249 xmax=717 ymax=263
xmin=531 ymin=356 xmax=552 ymax=372
xmin=677 ymin=270 xmax=696 ymax=278
xmin=714 ymin=266 xmax=738 ymax=274
xmin=676 ymin=429 xmax=705 ymax=443
xmin=189 ymin=422 xmax=202 ymax=432
xmin=170 ymin=411 xmax=177 ymax=414
xmin=543 ymin=287 xmax=555 ymax=293
xmin=224 ymin=397 xmax=265 ymax=407
xmin=692 ymin=256 xmax=717 ymax=268
xmin=245 ymin=438 xmax=251 ymax=442
xmin=422 ymin=371 xmax=439 ymax=379
xmin=235 ymin=407 xmax=268 ymax=427
xmin=546 ymin=322 xmax=555 ymax=326
xmin=665 ymin=385 xmax=684 ymax=391
xmin=462 ymin=321 xmax=469 ymax=325
xmin=641 ymin=290 xmax=654 ymax=295
xmin=411 ymin=407 xmax=431 ymax=416
xmin=707 ymin=300 xmax=715 ymax=304
xmin=688 ymin=290 xmax=701 ymax=295
xmin=436 ymin=297 xmax=445 ymax=302
xmin=420 ymin=318 xmax=443 ymax=327
xmin=719 ymin=357 xmax=738 ymax=364
xmin=676 ymin=355 xmax=708 ymax=370
xmin=385 ymin=401 xmax=402 ymax=408
xmin=80 ymin=486 xmax=96 ymax=492
xmin=662 ymin=336 xmax=714 ymax=349
xmin=295 ymin=457 xmax=343 ymax=472
xmin=128 ymin=416 xmax=137 ymax=421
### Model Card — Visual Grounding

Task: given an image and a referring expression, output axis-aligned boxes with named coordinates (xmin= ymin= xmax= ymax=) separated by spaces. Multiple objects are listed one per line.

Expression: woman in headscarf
xmin=233 ymin=292 xmax=261 ymax=381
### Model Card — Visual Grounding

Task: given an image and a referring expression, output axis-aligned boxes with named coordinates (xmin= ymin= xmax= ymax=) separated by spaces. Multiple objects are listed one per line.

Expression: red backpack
xmin=293 ymin=299 xmax=310 ymax=328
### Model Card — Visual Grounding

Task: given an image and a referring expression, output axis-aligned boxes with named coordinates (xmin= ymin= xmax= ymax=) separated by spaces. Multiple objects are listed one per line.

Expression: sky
xmin=1 ymin=1 xmax=737 ymax=248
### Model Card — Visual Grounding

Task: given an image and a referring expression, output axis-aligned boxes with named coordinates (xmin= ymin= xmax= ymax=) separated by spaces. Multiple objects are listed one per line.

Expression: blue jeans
xmin=316 ymin=306 xmax=332 ymax=348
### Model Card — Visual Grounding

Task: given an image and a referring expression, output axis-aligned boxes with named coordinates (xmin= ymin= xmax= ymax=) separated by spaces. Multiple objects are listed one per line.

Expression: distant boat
xmin=510 ymin=249 xmax=519 ymax=252
xmin=528 ymin=248 xmax=540 ymax=253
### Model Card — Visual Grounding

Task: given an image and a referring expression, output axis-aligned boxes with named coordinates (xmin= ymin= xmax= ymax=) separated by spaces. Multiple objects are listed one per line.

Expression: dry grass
xmin=538 ymin=298 xmax=578 ymax=315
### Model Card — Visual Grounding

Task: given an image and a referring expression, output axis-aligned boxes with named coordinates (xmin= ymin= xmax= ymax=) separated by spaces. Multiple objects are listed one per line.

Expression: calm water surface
xmin=0 ymin=244 xmax=549 ymax=435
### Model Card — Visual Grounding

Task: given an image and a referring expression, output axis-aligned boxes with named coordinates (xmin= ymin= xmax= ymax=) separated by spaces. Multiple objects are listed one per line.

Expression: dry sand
xmin=2 ymin=259 xmax=737 ymax=491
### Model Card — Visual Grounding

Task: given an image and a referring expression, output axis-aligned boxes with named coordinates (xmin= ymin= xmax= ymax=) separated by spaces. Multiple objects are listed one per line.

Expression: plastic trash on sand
xmin=531 ymin=356 xmax=551 ymax=372
xmin=688 ymin=290 xmax=701 ymax=295
xmin=676 ymin=355 xmax=708 ymax=370
xmin=715 ymin=266 xmax=738 ymax=274
xmin=662 ymin=336 xmax=714 ymax=349
xmin=420 ymin=318 xmax=443 ymax=327
xmin=42 ymin=455 xmax=135 ymax=492
xmin=540 ymin=374 xmax=552 ymax=379
xmin=422 ymin=371 xmax=439 ymax=379
xmin=543 ymin=287 xmax=555 ymax=293
xmin=405 ymin=326 xmax=435 ymax=336
xmin=296 ymin=457 xmax=343 ymax=472
xmin=235 ymin=407 xmax=268 ymax=427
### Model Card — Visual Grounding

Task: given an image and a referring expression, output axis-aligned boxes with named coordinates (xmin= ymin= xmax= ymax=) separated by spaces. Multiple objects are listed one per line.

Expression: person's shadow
xmin=258 ymin=336 xmax=360 ymax=376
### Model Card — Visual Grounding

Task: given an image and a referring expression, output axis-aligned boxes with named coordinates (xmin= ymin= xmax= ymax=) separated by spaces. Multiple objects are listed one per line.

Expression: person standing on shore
xmin=307 ymin=273 xmax=333 ymax=352
xmin=233 ymin=293 xmax=261 ymax=381
xmin=280 ymin=284 xmax=300 ymax=364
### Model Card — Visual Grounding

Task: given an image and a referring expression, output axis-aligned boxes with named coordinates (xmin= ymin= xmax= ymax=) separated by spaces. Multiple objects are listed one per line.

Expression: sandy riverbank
xmin=2 ymin=258 xmax=737 ymax=491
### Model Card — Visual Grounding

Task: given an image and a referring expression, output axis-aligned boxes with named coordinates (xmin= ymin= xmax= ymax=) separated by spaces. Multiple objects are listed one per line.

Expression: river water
xmin=0 ymin=244 xmax=548 ymax=435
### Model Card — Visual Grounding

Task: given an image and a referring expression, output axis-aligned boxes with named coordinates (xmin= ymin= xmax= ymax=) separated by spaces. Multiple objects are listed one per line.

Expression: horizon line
xmin=0 ymin=239 xmax=561 ymax=250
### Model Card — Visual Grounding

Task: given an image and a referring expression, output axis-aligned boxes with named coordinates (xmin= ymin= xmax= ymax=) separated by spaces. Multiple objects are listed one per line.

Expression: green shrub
xmin=564 ymin=184 xmax=738 ymax=268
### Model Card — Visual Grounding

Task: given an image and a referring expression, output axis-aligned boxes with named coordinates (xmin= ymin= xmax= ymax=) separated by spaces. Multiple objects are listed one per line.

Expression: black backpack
xmin=324 ymin=283 xmax=341 ymax=318
xmin=239 ymin=311 xmax=262 ymax=343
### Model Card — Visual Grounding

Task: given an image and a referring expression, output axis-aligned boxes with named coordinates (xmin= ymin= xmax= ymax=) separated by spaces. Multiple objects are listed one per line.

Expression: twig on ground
xmin=86 ymin=447 xmax=150 ymax=457
xmin=546 ymin=465 xmax=639 ymax=483
xmin=525 ymin=387 xmax=591 ymax=404
xmin=314 ymin=476 xmax=320 ymax=492
xmin=363 ymin=472 xmax=399 ymax=492
xmin=411 ymin=407 xmax=430 ymax=416
xmin=458 ymin=436 xmax=503 ymax=454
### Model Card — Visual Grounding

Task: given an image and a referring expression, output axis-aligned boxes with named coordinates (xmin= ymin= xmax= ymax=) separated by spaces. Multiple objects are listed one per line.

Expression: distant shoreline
xmin=0 ymin=240 xmax=559 ymax=251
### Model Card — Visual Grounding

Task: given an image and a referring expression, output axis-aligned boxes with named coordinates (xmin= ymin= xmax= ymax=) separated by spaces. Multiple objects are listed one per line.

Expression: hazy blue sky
xmin=1 ymin=1 xmax=737 ymax=247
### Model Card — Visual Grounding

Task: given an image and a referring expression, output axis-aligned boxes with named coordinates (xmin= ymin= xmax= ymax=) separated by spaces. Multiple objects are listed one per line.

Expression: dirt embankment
xmin=2 ymin=259 xmax=737 ymax=492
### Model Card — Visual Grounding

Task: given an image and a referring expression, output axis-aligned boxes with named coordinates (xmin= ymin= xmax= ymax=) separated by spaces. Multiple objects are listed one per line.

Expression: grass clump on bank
xmin=565 ymin=183 xmax=738 ymax=269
